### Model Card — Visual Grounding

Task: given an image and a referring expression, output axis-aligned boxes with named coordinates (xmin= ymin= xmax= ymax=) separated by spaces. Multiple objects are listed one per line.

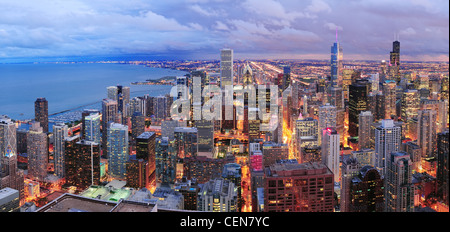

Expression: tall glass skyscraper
xmin=331 ymin=41 xmax=343 ymax=87
xmin=34 ymin=98 xmax=48 ymax=133
xmin=107 ymin=123 xmax=129 ymax=179
xmin=84 ymin=113 xmax=101 ymax=144
xmin=53 ymin=122 xmax=68 ymax=178
xmin=220 ymin=48 xmax=233 ymax=88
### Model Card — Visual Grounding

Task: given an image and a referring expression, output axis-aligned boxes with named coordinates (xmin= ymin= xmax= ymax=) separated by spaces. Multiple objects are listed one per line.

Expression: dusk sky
xmin=0 ymin=0 xmax=448 ymax=62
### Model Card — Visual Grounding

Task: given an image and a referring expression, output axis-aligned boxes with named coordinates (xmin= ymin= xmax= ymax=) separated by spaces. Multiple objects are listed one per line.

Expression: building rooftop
xmin=36 ymin=193 xmax=156 ymax=212
xmin=137 ymin=131 xmax=156 ymax=139
xmin=266 ymin=162 xmax=331 ymax=177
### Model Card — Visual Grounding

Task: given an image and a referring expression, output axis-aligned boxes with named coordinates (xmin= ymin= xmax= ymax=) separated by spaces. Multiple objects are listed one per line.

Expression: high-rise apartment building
xmin=401 ymin=89 xmax=419 ymax=122
xmin=385 ymin=151 xmax=414 ymax=212
xmin=358 ymin=111 xmax=373 ymax=150
xmin=436 ymin=130 xmax=449 ymax=206
xmin=52 ymin=122 xmax=68 ymax=178
xmin=34 ymin=98 xmax=48 ymax=133
xmin=374 ymin=119 xmax=401 ymax=173
xmin=340 ymin=157 xmax=360 ymax=212
xmin=155 ymin=137 xmax=177 ymax=185
xmin=198 ymin=178 xmax=237 ymax=212
xmin=174 ymin=127 xmax=198 ymax=159
xmin=0 ymin=117 xmax=24 ymax=204
xmin=389 ymin=40 xmax=401 ymax=83
xmin=318 ymin=103 xmax=336 ymax=144
xmin=136 ymin=132 xmax=156 ymax=188
xmin=417 ymin=109 xmax=437 ymax=159
xmin=348 ymin=80 xmax=369 ymax=138
xmin=383 ymin=81 xmax=397 ymax=119
xmin=102 ymin=98 xmax=118 ymax=157
xmin=64 ymin=137 xmax=100 ymax=190
xmin=107 ymin=123 xmax=129 ymax=179
xmin=84 ymin=113 xmax=101 ymax=143
xmin=321 ymin=127 xmax=340 ymax=183
xmin=27 ymin=122 xmax=48 ymax=182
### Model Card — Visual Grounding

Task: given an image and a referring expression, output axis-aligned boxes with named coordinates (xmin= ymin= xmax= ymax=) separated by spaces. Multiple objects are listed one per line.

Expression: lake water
xmin=0 ymin=63 xmax=186 ymax=121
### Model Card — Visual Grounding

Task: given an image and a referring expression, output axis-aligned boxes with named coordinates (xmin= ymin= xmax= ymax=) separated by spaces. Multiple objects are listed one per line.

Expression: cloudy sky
xmin=0 ymin=0 xmax=448 ymax=62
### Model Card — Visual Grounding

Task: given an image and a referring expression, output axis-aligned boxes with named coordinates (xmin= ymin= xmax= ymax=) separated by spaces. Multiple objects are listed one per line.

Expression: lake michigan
xmin=0 ymin=62 xmax=187 ymax=122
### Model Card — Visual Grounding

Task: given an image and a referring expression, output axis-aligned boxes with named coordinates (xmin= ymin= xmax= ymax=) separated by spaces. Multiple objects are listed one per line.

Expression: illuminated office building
xmin=358 ymin=111 xmax=373 ymax=150
xmin=264 ymin=162 xmax=334 ymax=212
xmin=321 ymin=127 xmax=340 ymax=183
xmin=417 ymin=109 xmax=437 ymax=159
xmin=53 ymin=123 xmax=68 ymax=178
xmin=318 ymin=103 xmax=336 ymax=144
xmin=401 ymin=90 xmax=419 ymax=122
xmin=195 ymin=119 xmax=214 ymax=153
xmin=374 ymin=119 xmax=401 ymax=173
xmin=385 ymin=151 xmax=414 ymax=212
xmin=84 ymin=113 xmax=101 ymax=143
xmin=389 ymin=40 xmax=401 ymax=83
xmin=174 ymin=127 xmax=198 ymax=159
xmin=220 ymin=49 xmax=233 ymax=88
xmin=331 ymin=40 xmax=343 ymax=87
xmin=107 ymin=123 xmax=129 ymax=179
xmin=351 ymin=149 xmax=375 ymax=168
xmin=102 ymin=98 xmax=118 ymax=157
xmin=136 ymin=132 xmax=156 ymax=188
xmin=340 ymin=157 xmax=359 ymax=212
xmin=403 ymin=141 xmax=421 ymax=173
xmin=436 ymin=130 xmax=449 ymax=206
xmin=383 ymin=81 xmax=397 ymax=119
xmin=197 ymin=178 xmax=237 ymax=212
xmin=65 ymin=138 xmax=100 ymax=190
xmin=27 ymin=122 xmax=48 ymax=182
xmin=348 ymin=80 xmax=369 ymax=138
xmin=34 ymin=98 xmax=48 ymax=133
xmin=155 ymin=137 xmax=177 ymax=185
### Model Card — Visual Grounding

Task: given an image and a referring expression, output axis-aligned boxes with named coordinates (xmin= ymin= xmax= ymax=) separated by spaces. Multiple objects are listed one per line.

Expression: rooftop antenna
xmin=336 ymin=27 xmax=338 ymax=43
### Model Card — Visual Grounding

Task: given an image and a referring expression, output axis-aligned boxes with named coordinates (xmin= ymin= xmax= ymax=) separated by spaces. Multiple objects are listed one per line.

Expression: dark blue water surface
xmin=0 ymin=63 xmax=185 ymax=121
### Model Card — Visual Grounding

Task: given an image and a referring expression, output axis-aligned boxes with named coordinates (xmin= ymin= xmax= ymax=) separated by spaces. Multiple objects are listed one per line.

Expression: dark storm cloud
xmin=0 ymin=0 xmax=447 ymax=61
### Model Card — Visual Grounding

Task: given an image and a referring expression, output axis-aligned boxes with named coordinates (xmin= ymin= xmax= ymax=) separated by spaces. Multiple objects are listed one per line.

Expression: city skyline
xmin=0 ymin=0 xmax=448 ymax=63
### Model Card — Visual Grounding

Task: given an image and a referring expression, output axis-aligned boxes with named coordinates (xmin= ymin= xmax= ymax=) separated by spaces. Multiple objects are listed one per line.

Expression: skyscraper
xmin=196 ymin=119 xmax=214 ymax=153
xmin=84 ymin=113 xmax=101 ymax=143
xmin=53 ymin=123 xmax=68 ymax=178
xmin=318 ymin=103 xmax=337 ymax=144
xmin=389 ymin=40 xmax=400 ymax=83
xmin=385 ymin=151 xmax=414 ymax=212
xmin=264 ymin=162 xmax=335 ymax=212
xmin=220 ymin=49 xmax=233 ymax=88
xmin=358 ymin=111 xmax=373 ymax=150
xmin=107 ymin=85 xmax=130 ymax=119
xmin=102 ymin=98 xmax=118 ymax=157
xmin=401 ymin=89 xmax=419 ymax=122
xmin=27 ymin=122 xmax=48 ymax=182
xmin=107 ymin=123 xmax=129 ymax=179
xmin=436 ymin=130 xmax=449 ymax=206
xmin=136 ymin=132 xmax=156 ymax=188
xmin=340 ymin=157 xmax=359 ymax=212
xmin=321 ymin=127 xmax=340 ymax=183
xmin=417 ymin=109 xmax=437 ymax=159
xmin=348 ymin=80 xmax=369 ymax=138
xmin=374 ymin=119 xmax=401 ymax=173
xmin=64 ymin=138 xmax=100 ymax=190
xmin=81 ymin=109 xmax=100 ymax=140
xmin=383 ymin=81 xmax=397 ymax=119
xmin=197 ymin=178 xmax=237 ymax=212
xmin=347 ymin=165 xmax=384 ymax=212
xmin=34 ymin=98 xmax=48 ymax=133
xmin=155 ymin=137 xmax=177 ymax=185
xmin=0 ymin=116 xmax=24 ymax=204
xmin=174 ymin=127 xmax=198 ymax=159
xmin=0 ymin=115 xmax=17 ymax=158
xmin=331 ymin=39 xmax=343 ymax=87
